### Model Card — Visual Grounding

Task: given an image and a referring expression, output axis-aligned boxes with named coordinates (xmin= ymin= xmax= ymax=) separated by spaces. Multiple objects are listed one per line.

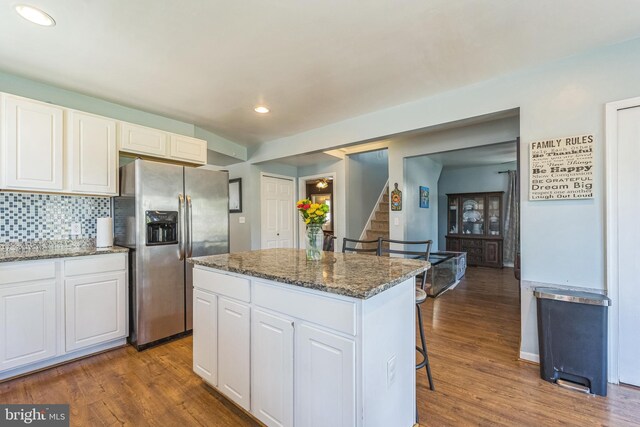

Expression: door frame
xmin=297 ymin=172 xmax=337 ymax=249
xmin=604 ymin=95 xmax=640 ymax=384
xmin=260 ymin=172 xmax=297 ymax=249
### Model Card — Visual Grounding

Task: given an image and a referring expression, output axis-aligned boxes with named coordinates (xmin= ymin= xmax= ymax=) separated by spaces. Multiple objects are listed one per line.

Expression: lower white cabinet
xmin=0 ymin=253 xmax=128 ymax=379
xmin=295 ymin=323 xmax=356 ymax=427
xmin=251 ymin=309 xmax=294 ymax=427
xmin=192 ymin=266 xmax=416 ymax=427
xmin=64 ymin=271 xmax=126 ymax=352
xmin=0 ymin=280 xmax=57 ymax=371
xmin=217 ymin=297 xmax=251 ymax=411
xmin=193 ymin=289 xmax=218 ymax=386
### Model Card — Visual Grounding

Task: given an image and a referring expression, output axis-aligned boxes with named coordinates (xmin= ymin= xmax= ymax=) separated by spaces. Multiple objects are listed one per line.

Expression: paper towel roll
xmin=96 ymin=217 xmax=114 ymax=248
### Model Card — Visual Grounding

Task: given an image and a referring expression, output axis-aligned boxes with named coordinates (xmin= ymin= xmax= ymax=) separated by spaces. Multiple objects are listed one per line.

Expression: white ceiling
xmin=2 ymin=1 xmax=640 ymax=147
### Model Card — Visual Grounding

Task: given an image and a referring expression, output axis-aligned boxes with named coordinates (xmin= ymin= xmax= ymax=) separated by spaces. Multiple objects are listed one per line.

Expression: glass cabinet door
xmin=448 ymin=196 xmax=459 ymax=234
xmin=487 ymin=195 xmax=501 ymax=236
xmin=462 ymin=196 xmax=484 ymax=235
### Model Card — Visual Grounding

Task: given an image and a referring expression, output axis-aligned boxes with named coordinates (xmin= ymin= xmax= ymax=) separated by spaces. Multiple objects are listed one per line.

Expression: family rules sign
xmin=529 ymin=134 xmax=594 ymax=200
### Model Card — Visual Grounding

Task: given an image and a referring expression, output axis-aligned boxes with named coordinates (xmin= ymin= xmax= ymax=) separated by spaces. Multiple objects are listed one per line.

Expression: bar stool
xmin=415 ymin=287 xmax=434 ymax=391
xmin=378 ymin=238 xmax=435 ymax=391
xmin=341 ymin=237 xmax=380 ymax=254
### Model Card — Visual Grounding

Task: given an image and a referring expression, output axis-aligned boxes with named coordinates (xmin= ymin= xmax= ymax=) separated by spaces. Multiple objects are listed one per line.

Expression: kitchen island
xmin=188 ymin=248 xmax=429 ymax=427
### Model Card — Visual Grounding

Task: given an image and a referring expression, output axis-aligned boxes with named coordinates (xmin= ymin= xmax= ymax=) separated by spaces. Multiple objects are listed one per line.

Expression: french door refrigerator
xmin=114 ymin=159 xmax=229 ymax=350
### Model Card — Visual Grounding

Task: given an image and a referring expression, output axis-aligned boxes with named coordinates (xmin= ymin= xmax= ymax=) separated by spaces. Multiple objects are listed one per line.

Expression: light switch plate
xmin=387 ymin=355 xmax=397 ymax=387
xmin=239 ymin=217 xmax=246 ymax=224
xmin=393 ymin=217 xmax=400 ymax=226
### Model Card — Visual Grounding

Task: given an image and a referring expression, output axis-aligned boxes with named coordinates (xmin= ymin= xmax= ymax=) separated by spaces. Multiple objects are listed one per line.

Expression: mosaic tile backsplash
xmin=0 ymin=192 xmax=111 ymax=243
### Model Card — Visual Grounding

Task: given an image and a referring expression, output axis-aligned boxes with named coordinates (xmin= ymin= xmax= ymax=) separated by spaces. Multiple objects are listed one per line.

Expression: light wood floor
xmin=1 ymin=267 xmax=639 ymax=426
xmin=418 ymin=266 xmax=640 ymax=426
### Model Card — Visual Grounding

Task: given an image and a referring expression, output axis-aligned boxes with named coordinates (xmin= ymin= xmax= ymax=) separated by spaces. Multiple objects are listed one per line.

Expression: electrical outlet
xmin=70 ymin=223 xmax=82 ymax=236
xmin=239 ymin=216 xmax=246 ymax=224
xmin=387 ymin=355 xmax=397 ymax=387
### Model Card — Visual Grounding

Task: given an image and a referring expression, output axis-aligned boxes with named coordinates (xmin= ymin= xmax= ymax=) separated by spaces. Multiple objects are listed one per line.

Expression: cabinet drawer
xmin=193 ymin=268 xmax=250 ymax=303
xmin=0 ymin=262 xmax=56 ymax=285
xmin=253 ymin=281 xmax=356 ymax=336
xmin=64 ymin=254 xmax=126 ymax=277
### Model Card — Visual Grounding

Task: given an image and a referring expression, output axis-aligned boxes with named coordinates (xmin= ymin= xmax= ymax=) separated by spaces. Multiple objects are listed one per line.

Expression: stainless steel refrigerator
xmin=114 ymin=159 xmax=229 ymax=350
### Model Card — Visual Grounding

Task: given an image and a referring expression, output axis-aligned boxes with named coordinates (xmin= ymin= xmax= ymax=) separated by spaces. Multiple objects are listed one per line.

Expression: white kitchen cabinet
xmin=169 ymin=134 xmax=207 ymax=164
xmin=0 ymin=281 xmax=57 ymax=371
xmin=0 ymin=261 xmax=57 ymax=371
xmin=251 ymin=309 xmax=294 ymax=427
xmin=119 ymin=122 xmax=168 ymax=157
xmin=2 ymin=94 xmax=64 ymax=191
xmin=67 ymin=111 xmax=118 ymax=195
xmin=217 ymin=297 xmax=251 ymax=411
xmin=193 ymin=289 xmax=218 ymax=386
xmin=295 ymin=323 xmax=356 ymax=427
xmin=64 ymin=271 xmax=126 ymax=352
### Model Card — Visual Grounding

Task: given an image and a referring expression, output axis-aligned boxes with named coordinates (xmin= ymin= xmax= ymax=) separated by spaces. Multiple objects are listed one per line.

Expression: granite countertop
xmin=188 ymin=248 xmax=430 ymax=299
xmin=0 ymin=239 xmax=129 ymax=263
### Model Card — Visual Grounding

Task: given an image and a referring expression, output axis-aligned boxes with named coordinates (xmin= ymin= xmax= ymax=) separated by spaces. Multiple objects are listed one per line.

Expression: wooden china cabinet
xmin=445 ymin=192 xmax=504 ymax=268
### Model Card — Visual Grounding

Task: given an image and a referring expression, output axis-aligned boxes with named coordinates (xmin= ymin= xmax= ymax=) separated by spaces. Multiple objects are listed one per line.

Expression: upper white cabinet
xmin=67 ymin=111 xmax=118 ymax=195
xmin=119 ymin=122 xmax=207 ymax=165
xmin=169 ymin=134 xmax=207 ymax=165
xmin=2 ymin=94 xmax=64 ymax=191
xmin=119 ymin=122 xmax=168 ymax=158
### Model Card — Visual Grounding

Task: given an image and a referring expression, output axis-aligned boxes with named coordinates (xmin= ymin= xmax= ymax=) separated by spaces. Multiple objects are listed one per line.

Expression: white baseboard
xmin=519 ymin=351 xmax=540 ymax=364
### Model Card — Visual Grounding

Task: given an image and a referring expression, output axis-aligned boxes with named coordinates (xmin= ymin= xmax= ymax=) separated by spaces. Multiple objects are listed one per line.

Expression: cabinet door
xmin=0 ymin=281 xmax=56 ymax=371
xmin=446 ymin=237 xmax=461 ymax=252
xmin=295 ymin=323 xmax=355 ymax=427
xmin=67 ymin=111 xmax=117 ymax=195
xmin=65 ymin=272 xmax=126 ymax=352
xmin=193 ymin=289 xmax=218 ymax=386
xmin=218 ymin=297 xmax=251 ymax=411
xmin=3 ymin=95 xmax=63 ymax=191
xmin=169 ymin=134 xmax=207 ymax=164
xmin=119 ymin=122 xmax=168 ymax=157
xmin=251 ymin=309 xmax=294 ymax=427
xmin=483 ymin=240 xmax=502 ymax=267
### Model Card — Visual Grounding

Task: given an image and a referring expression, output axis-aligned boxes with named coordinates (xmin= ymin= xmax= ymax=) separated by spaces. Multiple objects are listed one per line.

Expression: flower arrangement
xmin=296 ymin=199 xmax=330 ymax=225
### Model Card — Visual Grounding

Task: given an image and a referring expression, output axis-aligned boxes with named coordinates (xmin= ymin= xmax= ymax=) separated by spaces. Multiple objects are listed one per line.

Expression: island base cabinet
xmin=193 ymin=289 xmax=218 ymax=386
xmin=0 ymin=281 xmax=57 ymax=371
xmin=295 ymin=323 xmax=355 ymax=427
xmin=251 ymin=309 xmax=294 ymax=427
xmin=217 ymin=297 xmax=251 ymax=411
xmin=65 ymin=272 xmax=127 ymax=352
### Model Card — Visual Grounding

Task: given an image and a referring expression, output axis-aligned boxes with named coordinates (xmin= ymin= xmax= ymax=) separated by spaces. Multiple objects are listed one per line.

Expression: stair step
xmin=370 ymin=219 xmax=388 ymax=231
xmin=378 ymin=202 xmax=389 ymax=211
xmin=366 ymin=230 xmax=389 ymax=240
xmin=375 ymin=211 xmax=389 ymax=221
xmin=382 ymin=194 xmax=389 ymax=203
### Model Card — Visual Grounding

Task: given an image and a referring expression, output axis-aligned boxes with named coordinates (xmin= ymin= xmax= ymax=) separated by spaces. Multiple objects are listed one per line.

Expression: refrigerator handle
xmin=178 ymin=193 xmax=185 ymax=260
xmin=187 ymin=195 xmax=193 ymax=257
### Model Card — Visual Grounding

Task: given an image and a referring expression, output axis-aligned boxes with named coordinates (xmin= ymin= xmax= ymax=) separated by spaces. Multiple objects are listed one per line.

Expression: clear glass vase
xmin=305 ymin=224 xmax=324 ymax=261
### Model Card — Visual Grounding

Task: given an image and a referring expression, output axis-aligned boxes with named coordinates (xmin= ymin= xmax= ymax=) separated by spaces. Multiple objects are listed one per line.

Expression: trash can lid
xmin=533 ymin=288 xmax=611 ymax=306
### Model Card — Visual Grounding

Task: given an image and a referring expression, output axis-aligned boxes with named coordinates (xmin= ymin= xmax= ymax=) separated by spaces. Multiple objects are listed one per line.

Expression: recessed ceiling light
xmin=254 ymin=106 xmax=270 ymax=114
xmin=15 ymin=4 xmax=56 ymax=27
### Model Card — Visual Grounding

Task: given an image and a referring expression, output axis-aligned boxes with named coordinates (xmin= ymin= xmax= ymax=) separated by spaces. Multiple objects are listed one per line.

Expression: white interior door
xmin=261 ymin=175 xmax=295 ymax=249
xmin=616 ymin=105 xmax=640 ymax=387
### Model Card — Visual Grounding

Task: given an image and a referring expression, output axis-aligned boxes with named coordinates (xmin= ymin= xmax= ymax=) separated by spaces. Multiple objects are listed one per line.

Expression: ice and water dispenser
xmin=145 ymin=211 xmax=178 ymax=245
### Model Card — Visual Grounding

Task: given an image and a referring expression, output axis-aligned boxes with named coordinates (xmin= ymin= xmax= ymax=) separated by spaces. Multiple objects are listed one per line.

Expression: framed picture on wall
xmin=419 ymin=186 xmax=430 ymax=208
xmin=229 ymin=178 xmax=242 ymax=213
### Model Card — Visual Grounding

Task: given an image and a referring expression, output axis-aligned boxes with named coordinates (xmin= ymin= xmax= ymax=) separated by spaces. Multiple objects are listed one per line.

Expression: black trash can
xmin=534 ymin=288 xmax=611 ymax=396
